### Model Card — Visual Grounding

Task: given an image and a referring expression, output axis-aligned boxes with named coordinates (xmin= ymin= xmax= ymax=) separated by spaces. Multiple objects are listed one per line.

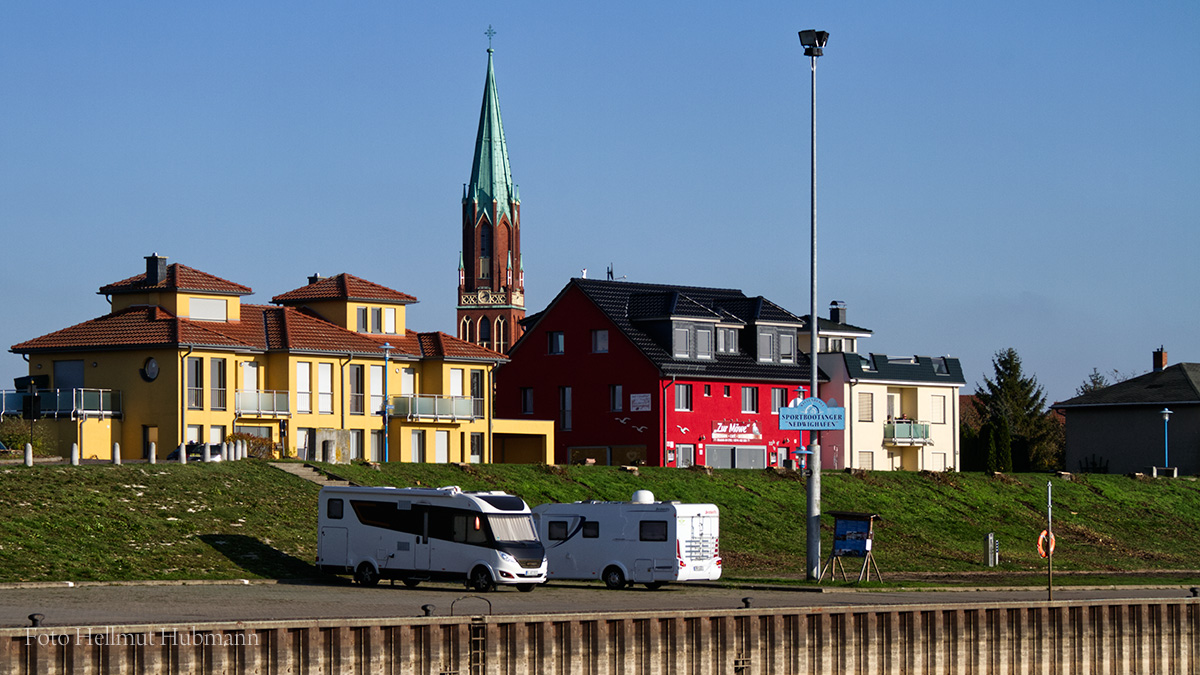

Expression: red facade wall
xmin=495 ymin=285 xmax=810 ymax=467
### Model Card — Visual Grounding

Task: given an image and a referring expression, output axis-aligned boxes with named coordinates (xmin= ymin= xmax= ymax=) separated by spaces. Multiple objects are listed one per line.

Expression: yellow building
xmin=7 ymin=254 xmax=553 ymax=463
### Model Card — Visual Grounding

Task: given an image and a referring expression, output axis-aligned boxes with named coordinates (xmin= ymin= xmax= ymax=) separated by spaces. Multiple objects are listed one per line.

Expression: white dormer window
xmin=673 ymin=328 xmax=690 ymax=358
xmin=758 ymin=330 xmax=773 ymax=362
xmin=696 ymin=329 xmax=713 ymax=360
xmin=780 ymin=333 xmax=795 ymax=363
xmin=189 ymin=298 xmax=227 ymax=322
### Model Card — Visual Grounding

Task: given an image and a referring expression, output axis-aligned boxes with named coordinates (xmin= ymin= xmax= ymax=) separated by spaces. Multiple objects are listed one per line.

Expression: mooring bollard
xmin=112 ymin=442 xmax=121 ymax=465
xmin=71 ymin=443 xmax=80 ymax=466
xmin=24 ymin=443 xmax=33 ymax=467
xmin=149 ymin=441 xmax=157 ymax=464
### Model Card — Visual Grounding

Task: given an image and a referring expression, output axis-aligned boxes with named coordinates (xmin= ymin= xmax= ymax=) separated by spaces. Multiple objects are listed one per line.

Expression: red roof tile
xmin=99 ymin=264 xmax=251 ymax=296
xmin=414 ymin=331 xmax=507 ymax=361
xmin=271 ymin=273 xmax=417 ymax=305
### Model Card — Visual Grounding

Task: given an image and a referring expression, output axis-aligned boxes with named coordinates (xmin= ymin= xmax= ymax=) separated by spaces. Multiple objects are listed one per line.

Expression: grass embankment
xmin=2 ymin=461 xmax=1199 ymax=586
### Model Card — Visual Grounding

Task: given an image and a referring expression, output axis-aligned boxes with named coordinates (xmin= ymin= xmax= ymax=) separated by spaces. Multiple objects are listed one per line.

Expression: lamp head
xmin=798 ymin=30 xmax=829 ymax=57
xmin=1162 ymin=408 xmax=1173 ymax=421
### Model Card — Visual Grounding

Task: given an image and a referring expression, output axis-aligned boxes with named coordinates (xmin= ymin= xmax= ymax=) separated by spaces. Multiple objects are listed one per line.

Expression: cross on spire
xmin=485 ymin=25 xmax=496 ymax=50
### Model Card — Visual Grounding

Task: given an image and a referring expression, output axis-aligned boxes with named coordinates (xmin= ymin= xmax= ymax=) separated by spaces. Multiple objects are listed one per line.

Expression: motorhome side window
xmin=639 ymin=521 xmax=668 ymax=542
xmin=327 ymin=499 xmax=344 ymax=520
xmin=582 ymin=521 xmax=599 ymax=538
xmin=547 ymin=521 xmax=568 ymax=540
xmin=453 ymin=514 xmax=489 ymax=544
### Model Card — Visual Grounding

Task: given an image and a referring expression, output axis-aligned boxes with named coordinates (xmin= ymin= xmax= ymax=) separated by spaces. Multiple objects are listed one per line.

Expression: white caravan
xmin=531 ymin=490 xmax=721 ymax=589
xmin=316 ymin=485 xmax=547 ymax=592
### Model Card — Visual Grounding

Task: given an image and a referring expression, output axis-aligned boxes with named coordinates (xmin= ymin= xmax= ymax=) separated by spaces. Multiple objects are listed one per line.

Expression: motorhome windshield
xmin=489 ymin=514 xmax=538 ymax=543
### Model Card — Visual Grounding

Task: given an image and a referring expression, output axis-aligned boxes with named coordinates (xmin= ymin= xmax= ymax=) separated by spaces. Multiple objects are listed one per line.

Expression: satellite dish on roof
xmin=631 ymin=490 xmax=655 ymax=504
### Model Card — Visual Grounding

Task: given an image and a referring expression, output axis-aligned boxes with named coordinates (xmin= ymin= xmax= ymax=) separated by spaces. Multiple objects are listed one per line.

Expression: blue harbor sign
xmin=779 ymin=397 xmax=846 ymax=431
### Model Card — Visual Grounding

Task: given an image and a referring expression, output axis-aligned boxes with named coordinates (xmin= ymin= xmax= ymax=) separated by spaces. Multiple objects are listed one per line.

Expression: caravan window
xmin=583 ymin=521 xmax=599 ymax=538
xmin=639 ymin=521 xmax=668 ymax=542
xmin=547 ymin=521 xmax=568 ymax=541
xmin=453 ymin=515 xmax=489 ymax=544
xmin=327 ymin=499 xmax=343 ymax=520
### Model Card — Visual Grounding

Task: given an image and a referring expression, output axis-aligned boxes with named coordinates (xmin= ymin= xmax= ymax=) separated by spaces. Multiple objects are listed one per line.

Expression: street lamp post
xmin=799 ymin=28 xmax=829 ymax=582
xmin=382 ymin=342 xmax=393 ymax=463
xmin=1161 ymin=408 xmax=1172 ymax=469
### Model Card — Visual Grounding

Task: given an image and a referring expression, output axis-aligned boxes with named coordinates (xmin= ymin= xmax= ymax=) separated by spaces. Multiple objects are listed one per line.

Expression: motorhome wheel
xmin=354 ymin=562 xmax=379 ymax=587
xmin=603 ymin=566 xmax=626 ymax=590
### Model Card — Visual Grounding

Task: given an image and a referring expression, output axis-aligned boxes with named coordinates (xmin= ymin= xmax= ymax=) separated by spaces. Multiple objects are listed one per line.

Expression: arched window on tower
xmin=460 ymin=317 xmax=472 ymax=343
xmin=478 ymin=317 xmax=492 ymax=347
xmin=478 ymin=222 xmax=492 ymax=279
xmin=495 ymin=317 xmax=507 ymax=353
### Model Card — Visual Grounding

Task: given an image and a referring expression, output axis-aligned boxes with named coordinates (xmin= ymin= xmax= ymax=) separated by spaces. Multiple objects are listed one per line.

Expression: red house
xmin=494 ymin=278 xmax=822 ymax=468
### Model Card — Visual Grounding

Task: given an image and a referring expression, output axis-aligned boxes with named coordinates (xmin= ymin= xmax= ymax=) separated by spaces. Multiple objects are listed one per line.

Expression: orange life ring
xmin=1037 ymin=530 xmax=1056 ymax=558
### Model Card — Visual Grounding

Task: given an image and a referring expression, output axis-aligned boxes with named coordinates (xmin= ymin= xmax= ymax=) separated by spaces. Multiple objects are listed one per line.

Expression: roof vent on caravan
xmin=631 ymin=490 xmax=655 ymax=504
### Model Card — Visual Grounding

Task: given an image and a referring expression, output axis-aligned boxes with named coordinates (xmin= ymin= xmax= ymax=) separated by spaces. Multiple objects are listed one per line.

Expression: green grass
xmin=2 ymin=460 xmax=1200 ymax=586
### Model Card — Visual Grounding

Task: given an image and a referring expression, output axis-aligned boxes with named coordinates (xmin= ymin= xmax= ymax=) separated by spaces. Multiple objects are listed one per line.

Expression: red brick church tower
xmin=458 ymin=42 xmax=525 ymax=353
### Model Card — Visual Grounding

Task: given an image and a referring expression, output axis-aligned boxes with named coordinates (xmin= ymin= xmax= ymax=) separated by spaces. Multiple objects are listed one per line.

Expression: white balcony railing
xmin=390 ymin=395 xmax=481 ymax=422
xmin=235 ymin=390 xmax=290 ymax=416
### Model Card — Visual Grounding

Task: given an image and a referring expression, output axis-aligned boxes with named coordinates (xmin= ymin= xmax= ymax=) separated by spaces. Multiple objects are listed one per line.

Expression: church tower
xmin=458 ymin=43 xmax=525 ymax=353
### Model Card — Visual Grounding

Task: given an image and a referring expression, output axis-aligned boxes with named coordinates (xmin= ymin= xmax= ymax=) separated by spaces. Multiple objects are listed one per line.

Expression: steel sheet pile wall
xmin=4 ymin=599 xmax=1198 ymax=674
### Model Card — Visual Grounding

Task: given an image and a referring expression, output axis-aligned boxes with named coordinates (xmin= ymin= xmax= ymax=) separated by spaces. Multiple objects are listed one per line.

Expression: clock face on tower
xmin=140 ymin=357 xmax=159 ymax=382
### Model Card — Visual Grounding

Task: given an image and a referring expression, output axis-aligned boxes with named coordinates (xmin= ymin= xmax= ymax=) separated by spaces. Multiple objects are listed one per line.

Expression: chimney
xmin=829 ymin=300 xmax=847 ymax=325
xmin=1153 ymin=346 xmax=1168 ymax=372
xmin=307 ymin=274 xmax=326 ymax=285
xmin=144 ymin=253 xmax=167 ymax=285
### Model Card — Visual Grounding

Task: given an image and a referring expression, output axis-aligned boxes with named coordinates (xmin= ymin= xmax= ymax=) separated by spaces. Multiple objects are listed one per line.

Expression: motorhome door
xmin=414 ymin=510 xmax=431 ymax=570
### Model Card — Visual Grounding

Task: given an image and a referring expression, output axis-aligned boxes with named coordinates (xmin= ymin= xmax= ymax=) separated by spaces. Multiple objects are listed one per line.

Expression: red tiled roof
xmin=98 ymin=264 xmax=252 ymax=296
xmin=414 ymin=331 xmax=507 ymax=361
xmin=11 ymin=306 xmax=255 ymax=352
xmin=271 ymin=273 xmax=417 ymax=305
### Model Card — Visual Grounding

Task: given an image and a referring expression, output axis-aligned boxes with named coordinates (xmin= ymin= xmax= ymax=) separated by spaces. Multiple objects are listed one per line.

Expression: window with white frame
xmin=401 ymin=368 xmax=415 ymax=396
xmin=297 ymin=362 xmax=312 ymax=414
xmin=591 ymin=329 xmax=608 ymax=353
xmin=780 ymin=333 xmax=795 ymax=363
xmin=318 ymin=362 xmax=334 ymax=414
xmin=357 ymin=307 xmax=368 ymax=333
xmin=450 ymin=368 xmax=464 ymax=397
xmin=672 ymin=328 xmax=690 ymax=358
xmin=384 ymin=308 xmax=396 ymax=334
xmin=931 ymin=394 xmax=947 ymax=424
xmin=348 ymin=365 xmax=365 ymax=415
xmin=771 ymin=387 xmax=788 ymax=414
xmin=757 ymin=331 xmax=773 ymax=362
xmin=858 ymin=392 xmax=873 ymax=422
xmin=718 ymin=327 xmax=738 ymax=354
xmin=696 ymin=329 xmax=713 ymax=360
xmin=675 ymin=383 xmax=693 ymax=411
xmin=189 ymin=297 xmax=227 ymax=322
xmin=187 ymin=357 xmax=203 ymax=409
xmin=371 ymin=308 xmax=383 ymax=334
xmin=210 ymin=358 xmax=226 ymax=410
xmin=742 ymin=386 xmax=759 ymax=413
xmin=370 ymin=365 xmax=384 ymax=414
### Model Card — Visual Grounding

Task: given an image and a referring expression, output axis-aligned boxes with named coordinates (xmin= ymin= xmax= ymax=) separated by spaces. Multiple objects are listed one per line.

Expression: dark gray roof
xmin=569 ymin=278 xmax=821 ymax=383
xmin=1053 ymin=364 xmax=1200 ymax=408
xmin=797 ymin=315 xmax=873 ymax=335
xmin=841 ymin=353 xmax=966 ymax=385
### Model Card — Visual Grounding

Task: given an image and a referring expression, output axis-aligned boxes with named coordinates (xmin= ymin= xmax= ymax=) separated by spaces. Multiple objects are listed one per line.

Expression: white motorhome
xmin=317 ymin=485 xmax=547 ymax=592
xmin=531 ymin=490 xmax=721 ymax=589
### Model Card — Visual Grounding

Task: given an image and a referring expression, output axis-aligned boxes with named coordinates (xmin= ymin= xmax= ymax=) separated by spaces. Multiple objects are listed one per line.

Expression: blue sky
xmin=2 ymin=2 xmax=1197 ymax=404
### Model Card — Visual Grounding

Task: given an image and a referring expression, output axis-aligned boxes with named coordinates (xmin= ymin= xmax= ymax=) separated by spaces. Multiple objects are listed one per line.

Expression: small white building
xmin=804 ymin=302 xmax=966 ymax=472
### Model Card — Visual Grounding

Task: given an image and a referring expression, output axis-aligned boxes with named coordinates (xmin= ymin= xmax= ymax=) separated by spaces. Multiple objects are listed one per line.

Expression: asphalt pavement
xmin=3 ymin=578 xmax=1196 ymax=628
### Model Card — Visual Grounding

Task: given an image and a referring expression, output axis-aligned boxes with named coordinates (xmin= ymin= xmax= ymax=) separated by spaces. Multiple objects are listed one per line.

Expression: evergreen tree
xmin=973 ymin=348 xmax=1061 ymax=472
xmin=1077 ymin=368 xmax=1109 ymax=396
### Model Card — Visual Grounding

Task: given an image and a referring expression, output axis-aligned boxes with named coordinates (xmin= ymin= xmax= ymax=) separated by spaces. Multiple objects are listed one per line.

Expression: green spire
xmin=468 ymin=46 xmax=516 ymax=222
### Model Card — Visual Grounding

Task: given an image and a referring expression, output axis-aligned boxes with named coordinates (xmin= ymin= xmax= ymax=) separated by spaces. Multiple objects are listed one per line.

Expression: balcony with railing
xmin=235 ymin=390 xmax=291 ymax=417
xmin=390 ymin=394 xmax=482 ymax=422
xmin=0 ymin=389 xmax=122 ymax=419
xmin=883 ymin=419 xmax=932 ymax=446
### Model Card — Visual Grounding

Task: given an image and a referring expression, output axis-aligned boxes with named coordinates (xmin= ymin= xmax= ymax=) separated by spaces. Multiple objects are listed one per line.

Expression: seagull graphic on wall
xmin=632 ymin=425 xmax=648 ymax=433
xmin=676 ymin=425 xmax=689 ymax=434
xmin=615 ymin=417 xmax=630 ymax=424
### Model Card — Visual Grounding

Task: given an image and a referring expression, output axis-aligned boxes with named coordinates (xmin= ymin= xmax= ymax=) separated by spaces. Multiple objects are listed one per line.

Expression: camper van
xmin=317 ymin=485 xmax=547 ymax=592
xmin=531 ymin=490 xmax=721 ymax=589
